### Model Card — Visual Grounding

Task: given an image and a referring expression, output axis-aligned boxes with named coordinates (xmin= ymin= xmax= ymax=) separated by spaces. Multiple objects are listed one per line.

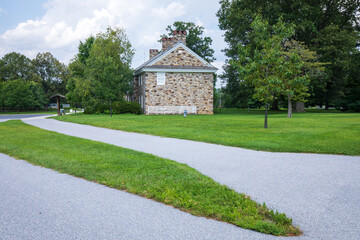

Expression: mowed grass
xmin=0 ymin=120 xmax=301 ymax=236
xmin=54 ymin=109 xmax=360 ymax=155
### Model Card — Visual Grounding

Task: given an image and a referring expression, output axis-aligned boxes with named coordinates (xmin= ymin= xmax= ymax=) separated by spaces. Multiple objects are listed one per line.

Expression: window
xmin=157 ymin=72 xmax=165 ymax=85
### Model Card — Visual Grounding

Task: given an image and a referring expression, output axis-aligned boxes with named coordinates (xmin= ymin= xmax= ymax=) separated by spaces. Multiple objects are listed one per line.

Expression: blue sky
xmin=0 ymin=0 xmax=46 ymax=31
xmin=0 ymin=0 xmax=227 ymax=86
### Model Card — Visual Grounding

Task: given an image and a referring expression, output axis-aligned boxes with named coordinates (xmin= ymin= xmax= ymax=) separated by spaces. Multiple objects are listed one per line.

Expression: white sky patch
xmin=195 ymin=17 xmax=204 ymax=27
xmin=0 ymin=0 xmax=227 ymax=72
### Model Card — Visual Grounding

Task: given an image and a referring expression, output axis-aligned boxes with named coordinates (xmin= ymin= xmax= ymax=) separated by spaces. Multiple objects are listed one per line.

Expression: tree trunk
xmin=57 ymin=97 xmax=60 ymax=116
xmin=295 ymin=102 xmax=305 ymax=112
xmin=287 ymin=96 xmax=292 ymax=118
xmin=264 ymin=103 xmax=268 ymax=129
xmin=109 ymin=100 xmax=112 ymax=117
xmin=270 ymin=97 xmax=280 ymax=111
xmin=325 ymin=100 xmax=329 ymax=110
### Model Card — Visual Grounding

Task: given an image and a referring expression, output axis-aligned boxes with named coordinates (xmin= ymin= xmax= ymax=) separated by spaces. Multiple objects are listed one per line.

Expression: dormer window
xmin=157 ymin=72 xmax=165 ymax=85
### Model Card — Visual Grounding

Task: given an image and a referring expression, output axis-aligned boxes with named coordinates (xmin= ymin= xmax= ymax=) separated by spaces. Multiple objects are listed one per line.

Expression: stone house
xmin=133 ymin=31 xmax=217 ymax=115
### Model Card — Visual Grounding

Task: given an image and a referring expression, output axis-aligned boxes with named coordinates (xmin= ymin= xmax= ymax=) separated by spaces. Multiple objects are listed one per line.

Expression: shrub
xmin=84 ymin=100 xmax=142 ymax=115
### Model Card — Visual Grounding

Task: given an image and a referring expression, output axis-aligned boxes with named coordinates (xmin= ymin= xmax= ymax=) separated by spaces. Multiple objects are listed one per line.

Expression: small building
xmin=133 ymin=31 xmax=217 ymax=115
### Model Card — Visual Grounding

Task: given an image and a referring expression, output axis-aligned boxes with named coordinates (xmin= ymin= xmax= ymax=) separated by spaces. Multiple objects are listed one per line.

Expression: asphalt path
xmin=0 ymin=114 xmax=52 ymax=122
xmin=2 ymin=116 xmax=360 ymax=239
xmin=1 ymin=153 xmax=271 ymax=240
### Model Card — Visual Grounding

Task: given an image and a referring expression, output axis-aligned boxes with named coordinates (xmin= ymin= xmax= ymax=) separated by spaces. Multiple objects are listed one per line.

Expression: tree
xmin=0 ymin=52 xmax=40 ymax=82
xmin=336 ymin=49 xmax=360 ymax=111
xmin=160 ymin=21 xmax=215 ymax=63
xmin=284 ymin=40 xmax=326 ymax=112
xmin=280 ymin=41 xmax=310 ymax=117
xmin=217 ymin=0 xmax=360 ymax=109
xmin=312 ymin=25 xmax=358 ymax=109
xmin=28 ymin=81 xmax=46 ymax=109
xmin=232 ymin=15 xmax=291 ymax=127
xmin=85 ymin=27 xmax=134 ymax=116
xmin=66 ymin=36 xmax=96 ymax=107
xmin=78 ymin=36 xmax=95 ymax=64
xmin=0 ymin=81 xmax=4 ymax=112
xmin=32 ymin=52 xmax=69 ymax=98
xmin=220 ymin=64 xmax=257 ymax=108
xmin=2 ymin=79 xmax=34 ymax=111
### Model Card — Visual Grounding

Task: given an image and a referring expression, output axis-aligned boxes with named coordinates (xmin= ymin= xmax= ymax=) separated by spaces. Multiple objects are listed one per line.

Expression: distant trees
xmin=32 ymin=52 xmax=68 ymax=98
xmin=66 ymin=27 xmax=135 ymax=116
xmin=0 ymin=52 xmax=67 ymax=111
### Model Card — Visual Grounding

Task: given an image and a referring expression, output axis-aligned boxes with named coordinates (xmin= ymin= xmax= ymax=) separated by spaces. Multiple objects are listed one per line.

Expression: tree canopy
xmin=66 ymin=27 xmax=135 ymax=116
xmin=32 ymin=52 xmax=69 ymax=97
xmin=217 ymin=0 xmax=360 ymax=111
xmin=0 ymin=52 xmax=67 ymax=111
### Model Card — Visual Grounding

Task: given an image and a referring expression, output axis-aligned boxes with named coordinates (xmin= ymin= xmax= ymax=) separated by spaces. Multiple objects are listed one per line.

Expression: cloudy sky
xmin=0 ymin=0 xmax=227 ymax=86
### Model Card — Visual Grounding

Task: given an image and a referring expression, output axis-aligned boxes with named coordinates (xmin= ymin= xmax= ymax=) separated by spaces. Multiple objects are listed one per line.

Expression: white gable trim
xmin=135 ymin=68 xmax=217 ymax=74
xmin=147 ymin=42 xmax=216 ymax=68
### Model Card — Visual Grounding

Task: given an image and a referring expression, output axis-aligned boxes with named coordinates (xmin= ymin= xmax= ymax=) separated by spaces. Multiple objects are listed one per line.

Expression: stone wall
xmin=153 ymin=47 xmax=206 ymax=67
xmin=144 ymin=72 xmax=213 ymax=115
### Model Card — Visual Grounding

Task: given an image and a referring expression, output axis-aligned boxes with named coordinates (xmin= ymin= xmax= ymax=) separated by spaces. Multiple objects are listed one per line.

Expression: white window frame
xmin=157 ymin=72 xmax=165 ymax=85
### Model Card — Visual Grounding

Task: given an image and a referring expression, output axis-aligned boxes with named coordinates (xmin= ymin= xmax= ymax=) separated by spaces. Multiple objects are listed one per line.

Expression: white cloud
xmin=0 ymin=0 xmax=227 ymax=72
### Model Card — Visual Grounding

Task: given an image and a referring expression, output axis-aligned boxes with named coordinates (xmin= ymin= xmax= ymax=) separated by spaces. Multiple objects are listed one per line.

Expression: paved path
xmin=5 ymin=116 xmax=360 ymax=239
xmin=1 ymin=153 xmax=268 ymax=240
xmin=0 ymin=114 xmax=52 ymax=122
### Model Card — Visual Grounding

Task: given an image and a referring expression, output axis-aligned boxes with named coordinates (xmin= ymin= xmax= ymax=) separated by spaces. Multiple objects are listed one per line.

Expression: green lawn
xmin=0 ymin=120 xmax=300 ymax=236
xmin=53 ymin=109 xmax=360 ymax=155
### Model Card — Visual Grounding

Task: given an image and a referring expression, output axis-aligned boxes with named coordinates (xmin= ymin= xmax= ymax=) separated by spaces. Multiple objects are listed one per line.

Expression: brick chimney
xmin=162 ymin=37 xmax=173 ymax=51
xmin=161 ymin=31 xmax=187 ymax=52
xmin=149 ymin=49 xmax=159 ymax=59
xmin=172 ymin=30 xmax=187 ymax=44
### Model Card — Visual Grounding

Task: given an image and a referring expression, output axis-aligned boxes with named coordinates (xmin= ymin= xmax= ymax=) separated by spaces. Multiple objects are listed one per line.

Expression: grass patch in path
xmin=53 ymin=109 xmax=360 ymax=155
xmin=0 ymin=120 xmax=300 ymax=236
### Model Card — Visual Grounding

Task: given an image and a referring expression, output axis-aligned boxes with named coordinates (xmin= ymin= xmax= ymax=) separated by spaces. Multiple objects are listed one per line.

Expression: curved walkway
xmin=19 ymin=116 xmax=360 ymax=239
xmin=0 ymin=114 xmax=52 ymax=122
xmin=1 ymin=153 xmax=265 ymax=240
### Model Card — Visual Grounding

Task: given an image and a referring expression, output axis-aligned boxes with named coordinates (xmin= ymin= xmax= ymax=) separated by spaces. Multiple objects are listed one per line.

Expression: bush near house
xmin=84 ymin=100 xmax=142 ymax=115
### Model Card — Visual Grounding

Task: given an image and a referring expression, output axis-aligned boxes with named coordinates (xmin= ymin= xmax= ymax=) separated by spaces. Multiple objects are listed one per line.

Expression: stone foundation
xmin=148 ymin=106 xmax=197 ymax=115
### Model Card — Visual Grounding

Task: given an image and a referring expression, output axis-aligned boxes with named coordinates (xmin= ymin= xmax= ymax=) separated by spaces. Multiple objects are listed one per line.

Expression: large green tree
xmin=32 ymin=52 xmax=69 ymax=98
xmin=160 ymin=21 xmax=215 ymax=63
xmin=312 ymin=25 xmax=358 ymax=108
xmin=0 ymin=52 xmax=40 ymax=82
xmin=217 ymin=0 xmax=360 ymax=109
xmin=2 ymin=79 xmax=34 ymax=111
xmin=232 ymin=15 xmax=292 ymax=127
xmin=66 ymin=36 xmax=96 ymax=107
xmin=68 ymin=27 xmax=134 ymax=116
xmin=78 ymin=36 xmax=95 ymax=64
